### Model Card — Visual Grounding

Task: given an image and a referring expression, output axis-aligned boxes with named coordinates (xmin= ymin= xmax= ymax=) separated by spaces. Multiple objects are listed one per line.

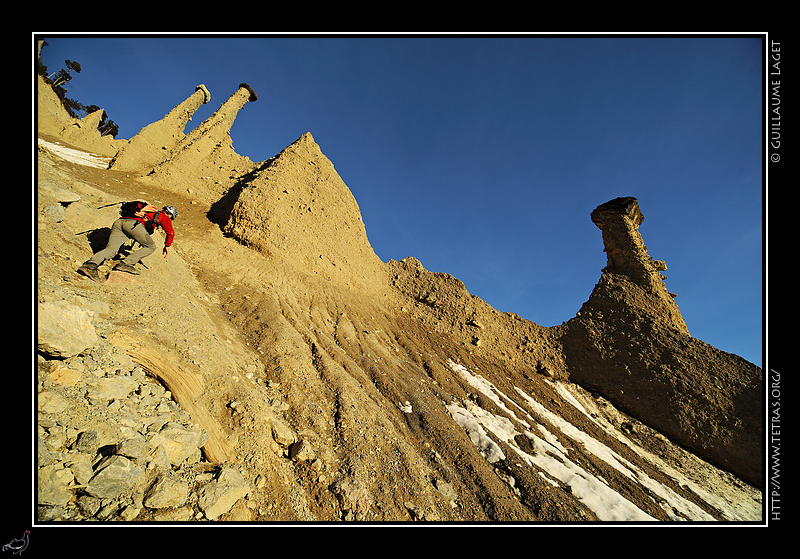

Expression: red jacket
xmin=125 ymin=211 xmax=175 ymax=247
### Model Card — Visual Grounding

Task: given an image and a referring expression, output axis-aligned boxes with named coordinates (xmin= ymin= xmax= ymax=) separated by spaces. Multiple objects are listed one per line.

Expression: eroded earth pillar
xmin=109 ymin=84 xmax=212 ymax=172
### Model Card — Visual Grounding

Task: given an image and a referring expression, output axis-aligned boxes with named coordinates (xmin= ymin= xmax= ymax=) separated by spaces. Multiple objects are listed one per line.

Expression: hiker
xmin=77 ymin=200 xmax=177 ymax=281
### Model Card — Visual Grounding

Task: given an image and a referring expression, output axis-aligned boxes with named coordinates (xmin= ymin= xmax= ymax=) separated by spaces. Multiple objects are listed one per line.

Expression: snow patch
xmin=38 ymin=138 xmax=112 ymax=169
xmin=447 ymin=359 xmax=657 ymax=521
xmin=444 ymin=359 xmax=748 ymax=522
xmin=446 ymin=403 xmax=506 ymax=464
xmin=550 ymin=380 xmax=762 ymax=521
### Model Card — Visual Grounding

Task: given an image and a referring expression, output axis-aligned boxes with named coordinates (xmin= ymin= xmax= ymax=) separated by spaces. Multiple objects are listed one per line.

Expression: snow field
xmin=445 ymin=360 xmax=759 ymax=522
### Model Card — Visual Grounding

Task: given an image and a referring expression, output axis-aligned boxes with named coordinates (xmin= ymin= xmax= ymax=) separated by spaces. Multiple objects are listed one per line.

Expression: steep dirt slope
xmin=35 ymin=75 xmax=763 ymax=523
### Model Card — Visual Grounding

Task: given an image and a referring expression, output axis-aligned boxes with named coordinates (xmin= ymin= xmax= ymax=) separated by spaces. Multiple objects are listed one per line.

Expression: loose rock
xmin=197 ymin=467 xmax=251 ymax=520
xmin=37 ymin=301 xmax=98 ymax=358
xmin=144 ymin=475 xmax=189 ymax=509
xmin=86 ymin=455 xmax=145 ymax=499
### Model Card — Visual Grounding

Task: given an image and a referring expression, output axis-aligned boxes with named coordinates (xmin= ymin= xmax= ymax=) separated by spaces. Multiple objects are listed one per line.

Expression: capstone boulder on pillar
xmin=141 ymin=83 xmax=259 ymax=203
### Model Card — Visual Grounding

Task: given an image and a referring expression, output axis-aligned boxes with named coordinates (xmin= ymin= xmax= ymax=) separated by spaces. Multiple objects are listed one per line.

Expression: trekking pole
xmin=97 ymin=201 xmax=123 ymax=210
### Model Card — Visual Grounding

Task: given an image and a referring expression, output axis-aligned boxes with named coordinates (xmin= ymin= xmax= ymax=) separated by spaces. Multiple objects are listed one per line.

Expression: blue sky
xmin=36 ymin=34 xmax=764 ymax=366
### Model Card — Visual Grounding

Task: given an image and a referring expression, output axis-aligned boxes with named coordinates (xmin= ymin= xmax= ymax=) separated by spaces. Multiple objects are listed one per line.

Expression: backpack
xmin=143 ymin=211 xmax=161 ymax=234
xmin=120 ymin=201 xmax=159 ymax=234
xmin=120 ymin=200 xmax=147 ymax=218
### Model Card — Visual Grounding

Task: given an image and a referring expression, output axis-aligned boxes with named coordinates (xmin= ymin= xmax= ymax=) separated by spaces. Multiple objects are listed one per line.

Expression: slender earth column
xmin=109 ymin=85 xmax=212 ymax=172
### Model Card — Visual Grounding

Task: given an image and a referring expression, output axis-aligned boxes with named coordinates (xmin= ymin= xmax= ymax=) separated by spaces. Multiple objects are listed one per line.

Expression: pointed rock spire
xmin=223 ymin=132 xmax=387 ymax=294
xmin=58 ymin=109 xmax=119 ymax=157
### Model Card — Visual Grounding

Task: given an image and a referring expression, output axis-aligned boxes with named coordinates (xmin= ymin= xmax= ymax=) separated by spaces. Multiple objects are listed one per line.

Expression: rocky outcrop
xmin=37 ymin=73 xmax=74 ymax=138
xmin=36 ymin=73 xmax=124 ymax=157
xmin=561 ymin=197 xmax=762 ymax=488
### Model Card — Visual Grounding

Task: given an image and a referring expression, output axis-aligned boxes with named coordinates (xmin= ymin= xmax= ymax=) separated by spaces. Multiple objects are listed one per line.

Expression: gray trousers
xmin=89 ymin=218 xmax=156 ymax=266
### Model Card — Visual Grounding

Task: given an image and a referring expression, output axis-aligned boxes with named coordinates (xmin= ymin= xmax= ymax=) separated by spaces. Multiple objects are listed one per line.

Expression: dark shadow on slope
xmin=558 ymin=316 xmax=764 ymax=490
xmin=86 ymin=227 xmax=111 ymax=252
xmin=207 ymin=156 xmax=276 ymax=229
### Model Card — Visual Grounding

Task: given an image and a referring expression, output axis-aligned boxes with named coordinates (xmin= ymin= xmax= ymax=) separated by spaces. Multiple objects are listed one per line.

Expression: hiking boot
xmin=77 ymin=261 xmax=100 ymax=282
xmin=114 ymin=262 xmax=140 ymax=275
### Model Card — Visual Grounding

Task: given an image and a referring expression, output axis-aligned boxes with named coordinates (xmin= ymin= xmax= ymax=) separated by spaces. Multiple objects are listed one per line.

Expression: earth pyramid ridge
xmin=118 ymin=83 xmax=762 ymax=490
xmin=36 ymin=71 xmax=764 ymax=523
